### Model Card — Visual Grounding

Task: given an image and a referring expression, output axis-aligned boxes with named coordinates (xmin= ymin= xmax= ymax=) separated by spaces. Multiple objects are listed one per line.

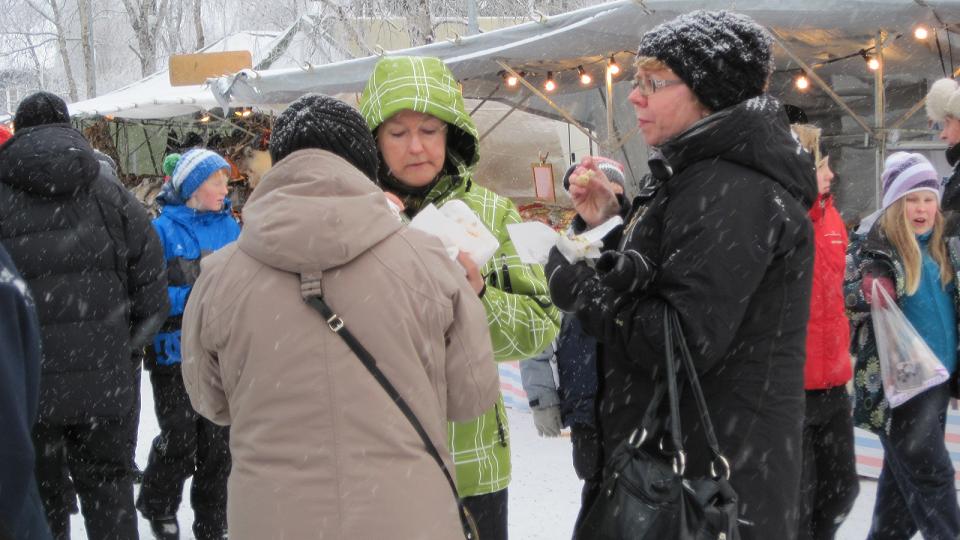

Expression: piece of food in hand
xmin=571 ymin=169 xmax=595 ymax=186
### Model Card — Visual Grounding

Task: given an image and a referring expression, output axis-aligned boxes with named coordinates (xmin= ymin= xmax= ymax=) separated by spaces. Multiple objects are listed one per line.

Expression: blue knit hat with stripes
xmin=170 ymin=148 xmax=229 ymax=200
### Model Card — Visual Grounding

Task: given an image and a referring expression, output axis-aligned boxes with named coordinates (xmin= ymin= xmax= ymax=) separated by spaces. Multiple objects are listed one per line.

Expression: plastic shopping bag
xmin=871 ymin=280 xmax=950 ymax=407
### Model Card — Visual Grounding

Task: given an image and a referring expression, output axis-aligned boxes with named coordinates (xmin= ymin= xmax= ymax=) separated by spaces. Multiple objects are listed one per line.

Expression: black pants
xmin=462 ymin=488 xmax=508 ymax=540
xmin=137 ymin=365 xmax=230 ymax=535
xmin=34 ymin=414 xmax=139 ymax=540
xmin=570 ymin=423 xmax=603 ymax=538
xmin=868 ymin=382 xmax=960 ymax=540
xmin=798 ymin=386 xmax=860 ymax=540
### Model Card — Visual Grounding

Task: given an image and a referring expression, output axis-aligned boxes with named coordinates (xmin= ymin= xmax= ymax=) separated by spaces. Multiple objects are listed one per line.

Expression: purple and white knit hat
xmin=881 ymin=151 xmax=942 ymax=210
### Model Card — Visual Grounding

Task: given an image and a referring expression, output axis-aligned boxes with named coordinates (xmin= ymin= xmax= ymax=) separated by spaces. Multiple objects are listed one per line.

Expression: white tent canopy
xmin=209 ymin=0 xmax=960 ymax=190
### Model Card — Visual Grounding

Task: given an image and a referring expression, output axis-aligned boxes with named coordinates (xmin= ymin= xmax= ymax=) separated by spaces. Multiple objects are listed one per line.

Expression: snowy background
xmin=62 ymin=377 xmax=903 ymax=539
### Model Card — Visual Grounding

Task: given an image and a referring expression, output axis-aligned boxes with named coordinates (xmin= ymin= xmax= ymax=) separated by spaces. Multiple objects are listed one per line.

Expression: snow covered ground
xmin=70 ymin=380 xmax=897 ymax=539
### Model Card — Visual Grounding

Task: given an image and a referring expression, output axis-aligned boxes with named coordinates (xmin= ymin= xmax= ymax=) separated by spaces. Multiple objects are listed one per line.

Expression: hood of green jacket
xmin=359 ymin=56 xmax=480 ymax=196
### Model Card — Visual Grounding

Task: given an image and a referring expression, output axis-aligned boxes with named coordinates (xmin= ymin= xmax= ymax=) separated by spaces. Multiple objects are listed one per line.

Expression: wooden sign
xmin=169 ymin=51 xmax=252 ymax=87
xmin=532 ymin=162 xmax=556 ymax=202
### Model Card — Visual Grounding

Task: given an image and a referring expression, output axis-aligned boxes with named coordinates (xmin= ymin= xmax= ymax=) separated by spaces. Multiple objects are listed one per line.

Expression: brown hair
xmin=880 ymin=197 xmax=952 ymax=294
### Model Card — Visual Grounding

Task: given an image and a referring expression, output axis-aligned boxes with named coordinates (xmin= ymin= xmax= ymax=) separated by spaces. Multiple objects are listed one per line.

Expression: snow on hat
xmin=881 ymin=152 xmax=942 ymax=211
xmin=926 ymin=78 xmax=960 ymax=122
xmin=270 ymin=93 xmax=379 ymax=181
xmin=170 ymin=149 xmax=229 ymax=200
xmin=636 ymin=10 xmax=773 ymax=112
xmin=562 ymin=157 xmax=626 ymax=191
xmin=15 ymin=91 xmax=70 ymax=129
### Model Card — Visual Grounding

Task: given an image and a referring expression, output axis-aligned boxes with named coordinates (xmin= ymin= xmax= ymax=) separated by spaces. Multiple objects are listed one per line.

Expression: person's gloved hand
xmin=595 ymin=250 xmax=656 ymax=293
xmin=532 ymin=406 xmax=563 ymax=437
xmin=545 ymin=247 xmax=595 ymax=312
xmin=862 ymin=274 xmax=896 ymax=309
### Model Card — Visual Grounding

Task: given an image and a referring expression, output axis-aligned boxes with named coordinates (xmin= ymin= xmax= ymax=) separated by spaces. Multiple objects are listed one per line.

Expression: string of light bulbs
xmin=494 ymin=52 xmax=629 ymax=93
xmin=787 ymin=23 xmax=951 ymax=93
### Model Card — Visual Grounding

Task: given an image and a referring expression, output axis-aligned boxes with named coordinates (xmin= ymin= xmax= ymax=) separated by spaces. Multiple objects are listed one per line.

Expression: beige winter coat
xmin=180 ymin=149 xmax=499 ymax=540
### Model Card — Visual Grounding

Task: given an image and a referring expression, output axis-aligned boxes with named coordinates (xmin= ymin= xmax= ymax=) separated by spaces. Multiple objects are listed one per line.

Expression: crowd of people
xmin=3 ymin=8 xmax=960 ymax=540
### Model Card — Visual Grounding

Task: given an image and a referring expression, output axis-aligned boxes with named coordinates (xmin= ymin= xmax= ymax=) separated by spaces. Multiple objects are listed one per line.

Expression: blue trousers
xmin=868 ymin=382 xmax=960 ymax=540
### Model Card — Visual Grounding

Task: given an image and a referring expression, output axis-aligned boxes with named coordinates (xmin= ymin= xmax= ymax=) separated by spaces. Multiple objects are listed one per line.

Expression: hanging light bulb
xmin=607 ymin=56 xmax=621 ymax=76
xmin=795 ymin=74 xmax=810 ymax=91
xmin=544 ymin=71 xmax=557 ymax=92
xmin=578 ymin=66 xmax=592 ymax=85
xmin=506 ymin=73 xmax=519 ymax=87
xmin=199 ymin=111 xmax=212 ymax=123
xmin=914 ymin=25 xmax=930 ymax=40
xmin=866 ymin=56 xmax=880 ymax=71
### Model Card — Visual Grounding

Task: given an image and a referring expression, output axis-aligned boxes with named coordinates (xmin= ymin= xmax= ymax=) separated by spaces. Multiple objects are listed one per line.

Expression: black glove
xmin=546 ymin=247 xmax=596 ymax=312
xmin=595 ymin=250 xmax=656 ymax=293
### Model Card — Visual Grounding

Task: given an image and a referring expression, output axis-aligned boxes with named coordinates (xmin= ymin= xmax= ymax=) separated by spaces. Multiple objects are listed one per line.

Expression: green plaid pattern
xmin=361 ymin=56 xmax=560 ymax=497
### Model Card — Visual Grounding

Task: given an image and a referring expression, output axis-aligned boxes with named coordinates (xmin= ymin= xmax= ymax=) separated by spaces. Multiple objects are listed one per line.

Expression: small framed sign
xmin=532 ymin=158 xmax=556 ymax=202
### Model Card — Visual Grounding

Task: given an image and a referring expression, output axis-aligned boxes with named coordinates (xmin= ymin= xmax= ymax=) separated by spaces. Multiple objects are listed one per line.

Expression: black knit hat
xmin=270 ymin=94 xmax=379 ymax=181
xmin=15 ymin=91 xmax=70 ymax=129
xmin=636 ymin=10 xmax=773 ymax=112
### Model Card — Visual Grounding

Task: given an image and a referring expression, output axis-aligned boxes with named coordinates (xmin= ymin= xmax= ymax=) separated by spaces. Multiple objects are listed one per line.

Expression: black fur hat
xmin=270 ymin=94 xmax=379 ymax=181
xmin=636 ymin=10 xmax=774 ymax=112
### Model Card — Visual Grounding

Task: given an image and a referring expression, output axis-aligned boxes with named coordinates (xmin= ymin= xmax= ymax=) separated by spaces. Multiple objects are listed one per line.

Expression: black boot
xmin=147 ymin=515 xmax=180 ymax=540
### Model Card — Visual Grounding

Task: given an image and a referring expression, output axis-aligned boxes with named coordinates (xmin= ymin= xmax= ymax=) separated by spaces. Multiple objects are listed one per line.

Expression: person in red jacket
xmin=792 ymin=123 xmax=859 ymax=539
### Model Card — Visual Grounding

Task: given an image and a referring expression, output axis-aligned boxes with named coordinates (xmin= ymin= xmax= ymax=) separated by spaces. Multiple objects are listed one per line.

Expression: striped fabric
xmin=880 ymin=152 xmax=942 ymax=211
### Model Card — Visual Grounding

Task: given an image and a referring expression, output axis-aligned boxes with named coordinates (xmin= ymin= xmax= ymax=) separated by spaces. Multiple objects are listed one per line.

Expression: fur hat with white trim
xmin=925 ymin=78 xmax=960 ymax=122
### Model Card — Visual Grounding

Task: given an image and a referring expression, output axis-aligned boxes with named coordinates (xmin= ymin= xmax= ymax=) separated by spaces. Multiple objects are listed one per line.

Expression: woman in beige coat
xmin=180 ymin=94 xmax=500 ymax=540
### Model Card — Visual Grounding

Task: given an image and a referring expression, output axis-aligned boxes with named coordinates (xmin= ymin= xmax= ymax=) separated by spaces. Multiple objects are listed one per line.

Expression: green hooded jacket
xmin=360 ymin=56 xmax=560 ymax=497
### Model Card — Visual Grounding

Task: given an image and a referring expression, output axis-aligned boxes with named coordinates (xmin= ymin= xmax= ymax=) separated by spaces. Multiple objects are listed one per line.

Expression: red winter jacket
xmin=805 ymin=194 xmax=851 ymax=390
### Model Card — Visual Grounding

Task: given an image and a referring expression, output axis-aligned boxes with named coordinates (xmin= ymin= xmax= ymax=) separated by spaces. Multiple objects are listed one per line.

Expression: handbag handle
xmin=302 ymin=293 xmax=476 ymax=539
xmin=666 ymin=307 xmax=731 ymax=479
xmin=628 ymin=305 xmax=731 ymax=480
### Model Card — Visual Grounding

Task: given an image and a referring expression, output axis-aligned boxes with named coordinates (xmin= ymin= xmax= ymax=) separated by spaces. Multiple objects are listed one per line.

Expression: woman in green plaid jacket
xmin=360 ymin=56 xmax=560 ymax=539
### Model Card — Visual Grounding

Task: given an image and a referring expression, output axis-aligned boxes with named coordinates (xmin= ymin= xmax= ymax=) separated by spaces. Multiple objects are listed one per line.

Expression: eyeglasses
xmin=632 ymin=75 xmax=684 ymax=96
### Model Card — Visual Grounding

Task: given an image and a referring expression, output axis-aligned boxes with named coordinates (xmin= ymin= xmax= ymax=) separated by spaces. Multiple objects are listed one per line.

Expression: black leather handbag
xmin=576 ymin=307 xmax=740 ymax=540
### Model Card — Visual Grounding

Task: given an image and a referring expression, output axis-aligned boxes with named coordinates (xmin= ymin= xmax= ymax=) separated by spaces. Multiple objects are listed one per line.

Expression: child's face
xmin=903 ymin=191 xmax=939 ymax=235
xmin=190 ymin=169 xmax=230 ymax=212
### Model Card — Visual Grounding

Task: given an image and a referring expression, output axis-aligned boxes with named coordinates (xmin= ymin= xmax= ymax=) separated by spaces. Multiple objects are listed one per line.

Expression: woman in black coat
xmin=546 ymin=11 xmax=817 ymax=539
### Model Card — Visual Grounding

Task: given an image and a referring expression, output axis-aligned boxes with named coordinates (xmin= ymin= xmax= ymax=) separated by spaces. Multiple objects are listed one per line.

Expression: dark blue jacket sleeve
xmin=0 ymin=246 xmax=51 ymax=539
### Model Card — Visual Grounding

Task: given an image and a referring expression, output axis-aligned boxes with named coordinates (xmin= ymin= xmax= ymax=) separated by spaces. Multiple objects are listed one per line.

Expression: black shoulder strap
xmin=300 ymin=279 xmax=475 ymax=539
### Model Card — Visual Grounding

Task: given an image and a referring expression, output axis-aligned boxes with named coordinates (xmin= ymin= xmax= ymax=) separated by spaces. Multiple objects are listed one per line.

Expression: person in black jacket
xmin=926 ymin=78 xmax=960 ymax=215
xmin=0 ymin=241 xmax=51 ymax=540
xmin=546 ymin=11 xmax=816 ymax=540
xmin=0 ymin=91 xmax=168 ymax=540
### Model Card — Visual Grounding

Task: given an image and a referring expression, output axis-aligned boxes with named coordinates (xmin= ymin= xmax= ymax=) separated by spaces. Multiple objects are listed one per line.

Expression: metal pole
xmin=479 ymin=93 xmax=532 ymax=142
xmin=875 ymin=30 xmax=886 ymax=209
xmin=466 ymin=0 xmax=479 ymax=35
xmin=605 ymin=64 xmax=615 ymax=152
xmin=769 ymin=29 xmax=875 ymax=138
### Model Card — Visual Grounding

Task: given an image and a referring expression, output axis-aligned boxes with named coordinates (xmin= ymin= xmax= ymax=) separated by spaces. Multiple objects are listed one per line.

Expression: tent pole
xmin=479 ymin=92 xmax=532 ymax=142
xmin=470 ymin=84 xmax=502 ymax=116
xmin=890 ymin=65 xmax=960 ymax=130
xmin=605 ymin=63 xmax=615 ymax=151
xmin=874 ymin=30 xmax=886 ymax=209
xmin=496 ymin=61 xmax=601 ymax=147
xmin=768 ymin=29 xmax=875 ymax=138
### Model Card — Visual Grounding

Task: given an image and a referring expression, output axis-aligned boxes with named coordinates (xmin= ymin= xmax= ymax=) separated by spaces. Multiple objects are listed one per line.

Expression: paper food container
xmin=409 ymin=200 xmax=500 ymax=268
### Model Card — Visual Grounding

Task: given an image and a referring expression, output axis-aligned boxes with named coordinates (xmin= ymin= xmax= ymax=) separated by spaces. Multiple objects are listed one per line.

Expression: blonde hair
xmin=880 ymin=197 xmax=953 ymax=294
xmin=634 ymin=56 xmax=669 ymax=71
xmin=791 ymin=124 xmax=822 ymax=165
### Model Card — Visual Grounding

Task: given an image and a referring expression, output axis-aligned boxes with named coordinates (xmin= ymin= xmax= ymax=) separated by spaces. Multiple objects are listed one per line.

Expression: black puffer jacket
xmin=573 ymin=96 xmax=816 ymax=540
xmin=0 ymin=124 xmax=168 ymax=423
